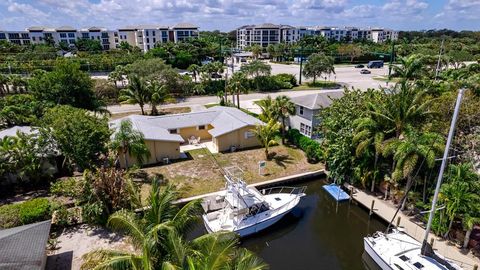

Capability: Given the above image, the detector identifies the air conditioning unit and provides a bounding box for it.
[230,145,237,152]
[163,157,169,164]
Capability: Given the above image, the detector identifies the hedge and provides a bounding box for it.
[287,129,324,163]
[0,197,51,229]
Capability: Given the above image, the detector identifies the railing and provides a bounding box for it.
[260,186,307,196]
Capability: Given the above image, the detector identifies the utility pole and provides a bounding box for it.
[299,46,304,85]
[434,38,445,81]
[388,41,395,81]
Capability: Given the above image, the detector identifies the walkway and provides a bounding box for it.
[351,189,479,269]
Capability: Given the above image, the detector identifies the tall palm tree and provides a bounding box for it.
[109,119,150,168]
[252,119,280,159]
[383,128,444,210]
[353,116,385,192]
[273,96,295,144]
[247,44,262,59]
[147,81,169,116]
[119,75,149,115]
[227,72,247,108]
[187,64,201,83]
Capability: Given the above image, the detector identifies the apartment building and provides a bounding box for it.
[236,23,302,49]
[236,23,398,49]
[0,23,199,52]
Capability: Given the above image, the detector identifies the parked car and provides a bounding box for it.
[367,60,384,68]
[211,73,222,79]
[360,69,371,74]
[355,64,365,68]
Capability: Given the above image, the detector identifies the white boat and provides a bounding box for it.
[201,166,306,237]
[364,89,466,270]
[364,229,462,270]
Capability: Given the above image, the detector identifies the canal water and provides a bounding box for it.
[193,178,387,269]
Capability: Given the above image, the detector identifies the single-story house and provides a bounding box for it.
[0,220,51,270]
[109,106,264,167]
[288,91,344,138]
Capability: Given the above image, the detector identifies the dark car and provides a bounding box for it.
[355,64,365,68]
[367,60,384,68]
[360,69,371,74]
[211,73,222,79]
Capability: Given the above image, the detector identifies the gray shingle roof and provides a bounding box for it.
[0,126,37,139]
[109,106,263,141]
[0,220,51,270]
[290,91,344,110]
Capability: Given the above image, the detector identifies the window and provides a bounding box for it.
[0,33,6,39]
[300,123,312,137]
[82,33,89,38]
[59,33,67,38]
[152,31,155,36]
[245,131,255,139]
[198,125,205,130]
[68,33,75,38]
[145,30,149,36]
[153,37,156,43]
[413,262,424,269]
[168,129,178,134]
[299,106,304,115]
[32,36,36,41]
[147,45,150,50]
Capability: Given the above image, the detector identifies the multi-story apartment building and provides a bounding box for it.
[0,23,199,52]
[236,23,302,49]
[236,23,398,49]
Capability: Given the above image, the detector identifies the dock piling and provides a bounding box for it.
[369,200,375,216]
[396,216,401,227]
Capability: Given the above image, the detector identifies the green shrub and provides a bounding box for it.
[273,73,297,86]
[50,178,82,197]
[19,198,51,224]
[202,80,226,95]
[0,203,21,229]
[287,128,323,163]
[306,81,339,89]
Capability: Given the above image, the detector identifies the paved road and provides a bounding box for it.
[108,89,344,114]
[106,62,389,114]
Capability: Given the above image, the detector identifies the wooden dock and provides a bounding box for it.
[351,187,479,269]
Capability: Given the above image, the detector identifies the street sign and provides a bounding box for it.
[258,161,266,175]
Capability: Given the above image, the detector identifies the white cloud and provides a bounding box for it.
[382,0,428,16]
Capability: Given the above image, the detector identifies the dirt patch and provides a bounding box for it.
[109,107,191,120]
[142,145,324,198]
[46,224,134,270]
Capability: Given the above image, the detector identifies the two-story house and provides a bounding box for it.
[288,91,344,138]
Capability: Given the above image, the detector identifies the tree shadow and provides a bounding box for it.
[271,153,294,169]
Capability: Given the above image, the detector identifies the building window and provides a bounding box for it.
[300,123,312,137]
[32,36,36,41]
[299,106,304,115]
[59,33,67,38]
[146,38,149,43]
[244,131,255,139]
[153,37,156,43]
[168,129,178,134]
[82,33,89,38]
[197,125,206,130]
[152,31,155,36]
[68,33,75,38]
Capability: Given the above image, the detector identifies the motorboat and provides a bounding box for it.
[201,166,306,237]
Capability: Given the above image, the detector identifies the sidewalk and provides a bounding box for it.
[352,189,479,269]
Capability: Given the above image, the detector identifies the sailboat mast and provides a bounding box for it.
[421,88,465,255]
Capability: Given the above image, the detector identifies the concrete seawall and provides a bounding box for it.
[174,169,325,204]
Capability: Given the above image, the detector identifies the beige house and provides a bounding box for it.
[109,106,264,167]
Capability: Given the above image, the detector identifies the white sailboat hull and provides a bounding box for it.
[363,238,393,270]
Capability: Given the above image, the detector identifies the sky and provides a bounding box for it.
[0,0,479,31]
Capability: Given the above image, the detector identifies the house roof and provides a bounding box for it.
[109,106,263,142]
[0,126,37,139]
[0,220,51,270]
[290,91,344,110]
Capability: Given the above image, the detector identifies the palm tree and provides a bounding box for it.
[147,81,169,116]
[256,96,276,122]
[109,119,150,168]
[227,72,247,108]
[187,64,201,83]
[393,55,424,81]
[246,44,262,59]
[302,53,335,84]
[352,116,385,192]
[252,119,280,159]
[273,96,295,144]
[383,128,444,210]
[119,75,149,115]
[439,163,480,238]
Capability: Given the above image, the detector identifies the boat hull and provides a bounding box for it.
[235,207,292,237]
[363,238,393,270]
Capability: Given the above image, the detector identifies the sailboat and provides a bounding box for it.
[201,166,306,237]
[363,89,466,270]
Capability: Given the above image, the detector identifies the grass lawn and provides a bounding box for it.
[141,145,324,198]
[372,76,401,83]
[109,107,191,120]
